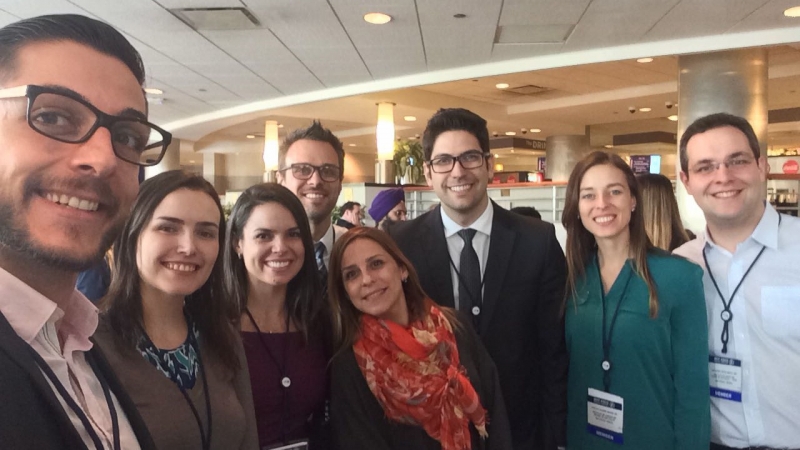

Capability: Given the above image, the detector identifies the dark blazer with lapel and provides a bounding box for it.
[0,312,156,450]
[389,202,568,450]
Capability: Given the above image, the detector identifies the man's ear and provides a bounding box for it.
[424,165,433,188]
[679,170,689,188]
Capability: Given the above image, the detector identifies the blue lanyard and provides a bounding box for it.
[597,259,633,393]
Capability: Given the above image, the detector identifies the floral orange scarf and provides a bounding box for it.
[353,304,488,450]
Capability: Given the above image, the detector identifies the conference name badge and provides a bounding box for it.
[587,388,624,444]
[709,355,742,402]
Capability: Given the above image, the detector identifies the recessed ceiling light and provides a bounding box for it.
[364,12,392,24]
[348,143,356,147]
[604,144,614,149]
[529,128,541,133]
[784,6,800,17]
[404,115,417,122]
[496,83,510,89]
[639,107,652,112]
[505,131,516,136]
[636,57,653,63]
[144,87,163,95]
[246,134,255,139]
[668,115,678,121]
[189,160,195,164]
[278,124,284,128]
[494,153,500,158]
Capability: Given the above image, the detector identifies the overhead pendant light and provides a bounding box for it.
[376,103,395,161]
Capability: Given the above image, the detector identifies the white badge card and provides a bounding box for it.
[709,355,742,402]
[587,388,624,444]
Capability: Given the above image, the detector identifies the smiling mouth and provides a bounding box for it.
[164,262,198,272]
[448,184,472,192]
[266,260,290,268]
[363,288,386,301]
[43,192,99,212]
[713,190,740,198]
[304,192,325,200]
[594,215,615,224]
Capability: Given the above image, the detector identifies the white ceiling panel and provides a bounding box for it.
[499,0,590,26]
[417,0,503,70]
[155,0,242,8]
[247,0,371,87]
[0,9,20,27]
[645,0,770,42]
[202,29,324,94]
[729,0,800,32]
[330,0,426,79]
[564,0,681,50]
[1,0,86,18]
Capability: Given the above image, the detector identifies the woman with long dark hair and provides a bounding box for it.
[327,227,512,450]
[561,152,709,449]
[95,170,257,450]
[223,183,330,449]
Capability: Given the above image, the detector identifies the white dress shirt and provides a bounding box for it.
[441,201,494,310]
[315,222,348,270]
[0,267,140,450]
[673,203,800,448]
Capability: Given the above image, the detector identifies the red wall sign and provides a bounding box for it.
[783,159,799,174]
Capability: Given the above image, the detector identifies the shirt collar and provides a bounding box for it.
[0,266,97,347]
[702,202,780,253]
[317,221,335,253]
[441,200,494,238]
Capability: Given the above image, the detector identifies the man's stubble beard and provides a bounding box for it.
[0,200,123,272]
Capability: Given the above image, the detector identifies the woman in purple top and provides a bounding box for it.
[224,183,332,450]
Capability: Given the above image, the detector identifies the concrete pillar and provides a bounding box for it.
[203,152,226,192]
[676,48,768,233]
[144,138,181,179]
[545,135,590,182]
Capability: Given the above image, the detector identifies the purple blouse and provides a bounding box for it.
[241,330,328,449]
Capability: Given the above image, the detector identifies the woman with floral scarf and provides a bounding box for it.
[327,227,512,450]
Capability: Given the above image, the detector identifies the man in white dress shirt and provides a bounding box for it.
[674,112,800,450]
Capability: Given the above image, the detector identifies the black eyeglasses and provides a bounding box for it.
[0,84,172,167]
[279,163,341,182]
[427,150,490,173]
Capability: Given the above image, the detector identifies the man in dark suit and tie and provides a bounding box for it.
[389,108,568,450]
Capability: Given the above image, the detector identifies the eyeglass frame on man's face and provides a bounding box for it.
[0,84,172,167]
[278,163,342,182]
[426,149,490,174]
[688,152,757,177]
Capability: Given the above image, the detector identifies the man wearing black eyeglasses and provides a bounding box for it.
[389,108,568,450]
[0,15,162,450]
[277,121,348,289]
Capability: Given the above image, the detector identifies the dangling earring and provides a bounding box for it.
[402,277,408,284]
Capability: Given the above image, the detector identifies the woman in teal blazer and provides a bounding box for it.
[561,151,709,450]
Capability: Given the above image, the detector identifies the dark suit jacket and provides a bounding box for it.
[0,312,156,450]
[389,202,568,450]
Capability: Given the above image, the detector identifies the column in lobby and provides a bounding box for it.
[676,48,768,233]
[144,137,181,179]
[545,134,590,182]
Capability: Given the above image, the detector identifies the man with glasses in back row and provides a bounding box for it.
[0,14,168,449]
[389,108,568,450]
[277,121,348,291]
[674,113,800,450]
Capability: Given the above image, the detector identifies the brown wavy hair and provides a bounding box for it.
[561,152,659,318]
[327,227,459,354]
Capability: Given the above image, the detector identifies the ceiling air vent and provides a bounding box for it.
[172,7,260,31]
[505,84,552,96]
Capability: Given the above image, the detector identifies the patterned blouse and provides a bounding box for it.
[138,318,200,390]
